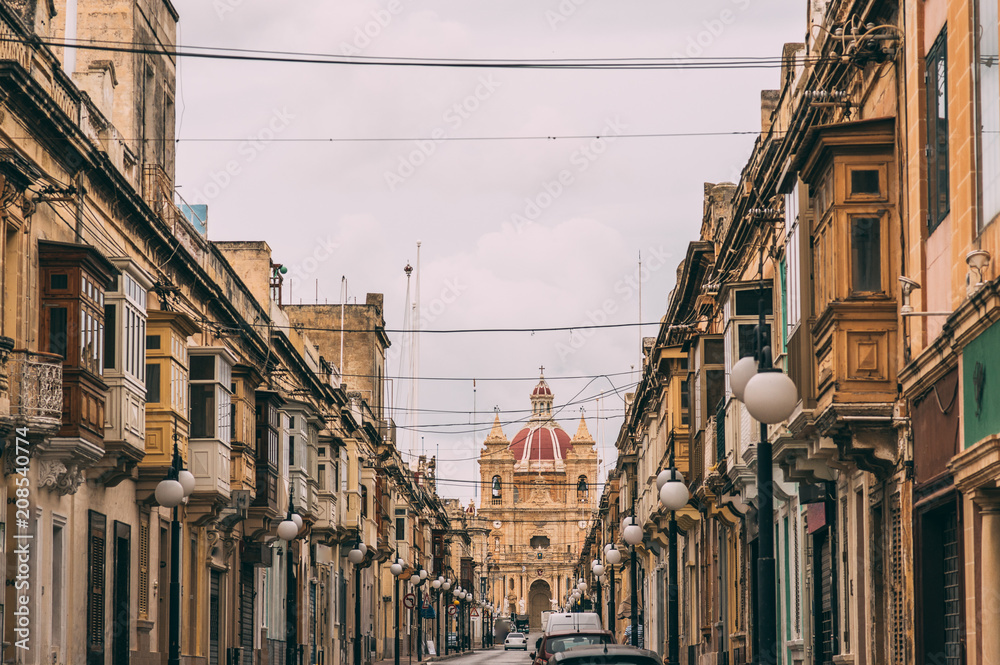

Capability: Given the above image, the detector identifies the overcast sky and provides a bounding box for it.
[172,0,806,504]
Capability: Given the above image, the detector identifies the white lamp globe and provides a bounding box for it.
[432,579,441,589]
[660,480,690,511]
[155,478,185,508]
[731,356,759,402]
[277,519,299,541]
[177,469,196,497]
[291,514,303,530]
[591,559,599,571]
[348,548,364,564]
[743,371,798,424]
[443,581,451,591]
[604,543,613,553]
[359,542,368,556]
[390,563,403,576]
[593,564,605,576]
[420,569,428,579]
[623,524,644,546]
[577,581,587,593]
[606,548,622,565]
[620,516,635,533]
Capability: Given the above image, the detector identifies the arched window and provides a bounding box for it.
[492,476,502,498]
[510,577,515,590]
[577,476,589,502]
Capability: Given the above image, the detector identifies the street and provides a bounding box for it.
[446,635,541,665]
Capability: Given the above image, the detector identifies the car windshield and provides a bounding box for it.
[509,633,523,638]
[547,635,611,653]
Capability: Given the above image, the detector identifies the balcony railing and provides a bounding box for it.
[8,351,62,423]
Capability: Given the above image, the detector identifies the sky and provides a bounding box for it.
[171,0,806,504]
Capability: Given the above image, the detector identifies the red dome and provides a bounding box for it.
[509,424,571,461]
[531,382,552,396]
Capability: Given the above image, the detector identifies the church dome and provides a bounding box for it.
[509,423,571,462]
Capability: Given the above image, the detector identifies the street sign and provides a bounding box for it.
[470,608,479,617]
[448,605,457,616]
[403,593,416,610]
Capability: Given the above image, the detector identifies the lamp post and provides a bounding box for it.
[605,544,620,636]
[623,509,644,647]
[731,262,798,665]
[416,568,427,661]
[432,577,442,655]
[348,541,367,665]
[277,489,304,665]
[442,578,451,655]
[155,433,195,665]
[658,453,690,664]
[391,558,405,665]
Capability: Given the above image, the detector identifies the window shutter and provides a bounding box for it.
[138,517,149,618]
[889,494,905,664]
[88,510,107,664]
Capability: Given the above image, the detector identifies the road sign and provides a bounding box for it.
[403,593,416,610]
[470,608,479,617]
[448,605,457,616]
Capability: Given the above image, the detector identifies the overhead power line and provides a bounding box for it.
[208,317,667,335]
[8,35,834,70]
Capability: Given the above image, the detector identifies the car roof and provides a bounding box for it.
[544,630,614,639]
[550,645,661,664]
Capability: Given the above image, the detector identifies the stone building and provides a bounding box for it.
[477,372,598,629]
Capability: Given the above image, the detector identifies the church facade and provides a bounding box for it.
[478,372,599,629]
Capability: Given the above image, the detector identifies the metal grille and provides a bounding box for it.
[268,639,286,665]
[138,520,149,618]
[8,350,62,420]
[889,495,905,665]
[942,509,961,665]
[210,571,221,665]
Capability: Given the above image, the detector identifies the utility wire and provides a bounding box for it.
[208,317,668,335]
[13,35,836,70]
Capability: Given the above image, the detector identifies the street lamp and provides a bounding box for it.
[278,488,304,665]
[348,539,367,665]
[605,545,620,635]
[443,578,452,655]
[733,270,798,665]
[622,497,643,648]
[156,433,195,665]
[658,456,690,665]
[391,558,405,665]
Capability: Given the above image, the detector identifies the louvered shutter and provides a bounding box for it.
[88,511,107,665]
[138,519,150,618]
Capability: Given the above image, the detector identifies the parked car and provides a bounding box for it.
[530,630,614,665]
[549,644,661,665]
[505,632,529,651]
[544,612,603,635]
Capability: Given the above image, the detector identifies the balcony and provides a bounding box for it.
[6,350,63,431]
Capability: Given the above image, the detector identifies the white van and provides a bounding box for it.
[544,612,603,634]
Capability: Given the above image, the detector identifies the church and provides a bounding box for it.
[478,370,599,629]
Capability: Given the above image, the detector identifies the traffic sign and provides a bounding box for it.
[470,608,479,617]
[403,593,416,610]
[448,605,457,616]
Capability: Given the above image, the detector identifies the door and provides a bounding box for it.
[813,528,837,665]
[918,500,964,664]
[112,521,130,665]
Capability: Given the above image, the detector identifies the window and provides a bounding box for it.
[577,476,589,502]
[850,169,880,195]
[146,335,161,350]
[289,436,295,466]
[146,364,161,403]
[395,509,406,540]
[680,379,690,426]
[48,307,68,359]
[50,273,68,290]
[87,511,107,658]
[52,520,65,646]
[927,30,950,232]
[188,351,232,442]
[530,535,550,549]
[976,0,1000,229]
[318,464,326,490]
[850,217,883,293]
[361,486,368,518]
[104,304,116,370]
[513,486,519,503]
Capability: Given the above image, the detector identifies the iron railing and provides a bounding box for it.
[7,350,62,422]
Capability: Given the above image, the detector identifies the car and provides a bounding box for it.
[529,630,614,665]
[504,632,529,651]
[543,612,603,635]
[548,644,661,665]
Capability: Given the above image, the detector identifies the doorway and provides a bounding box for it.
[528,580,552,631]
